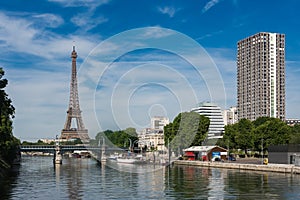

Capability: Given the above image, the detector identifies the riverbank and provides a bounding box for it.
[174,159,300,174]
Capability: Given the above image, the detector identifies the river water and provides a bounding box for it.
[1,156,300,199]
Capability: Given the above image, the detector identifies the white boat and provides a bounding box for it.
[107,153,120,161]
[116,155,147,164]
[116,158,139,164]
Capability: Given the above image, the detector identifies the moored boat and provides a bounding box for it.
[116,155,147,164]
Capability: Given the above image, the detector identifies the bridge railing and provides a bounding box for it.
[20,145,127,156]
[20,145,56,150]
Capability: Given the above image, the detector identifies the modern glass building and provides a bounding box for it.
[237,32,285,121]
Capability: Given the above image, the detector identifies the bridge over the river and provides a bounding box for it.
[20,145,127,163]
[21,145,99,153]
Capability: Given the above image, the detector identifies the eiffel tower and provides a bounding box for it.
[60,46,90,142]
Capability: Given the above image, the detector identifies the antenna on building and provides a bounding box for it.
[72,41,75,51]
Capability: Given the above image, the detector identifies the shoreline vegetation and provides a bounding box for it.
[0,67,20,177]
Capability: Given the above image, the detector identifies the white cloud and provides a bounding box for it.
[202,0,221,13]
[5,68,69,141]
[77,46,227,133]
[55,0,110,33]
[32,13,64,28]
[139,26,175,39]
[71,13,108,32]
[157,6,179,18]
[48,0,109,8]
[84,61,203,131]
[0,11,101,140]
[0,12,98,60]
[195,30,224,41]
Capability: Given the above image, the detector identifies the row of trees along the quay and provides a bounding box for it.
[216,117,296,157]
[0,67,20,175]
[93,128,139,151]
[164,112,210,155]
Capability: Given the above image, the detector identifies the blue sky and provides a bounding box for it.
[1,0,300,141]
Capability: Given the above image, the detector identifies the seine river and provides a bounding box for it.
[1,156,300,199]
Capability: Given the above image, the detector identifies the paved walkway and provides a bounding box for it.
[174,159,300,174]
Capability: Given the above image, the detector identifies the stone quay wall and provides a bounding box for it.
[174,160,300,174]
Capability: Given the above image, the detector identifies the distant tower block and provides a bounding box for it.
[60,46,90,142]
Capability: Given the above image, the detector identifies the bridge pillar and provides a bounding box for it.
[53,136,62,165]
[100,137,106,162]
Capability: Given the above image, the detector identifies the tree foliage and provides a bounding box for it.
[235,119,254,153]
[0,68,20,167]
[289,124,300,144]
[95,128,138,149]
[164,112,210,154]
[217,117,292,154]
[253,118,291,151]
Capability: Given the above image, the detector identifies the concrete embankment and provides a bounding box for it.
[174,160,300,174]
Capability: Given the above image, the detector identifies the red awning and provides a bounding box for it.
[185,151,195,157]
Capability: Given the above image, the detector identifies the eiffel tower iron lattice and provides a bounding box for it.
[60,46,90,142]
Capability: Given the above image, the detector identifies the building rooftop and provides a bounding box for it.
[196,102,218,107]
[183,145,226,152]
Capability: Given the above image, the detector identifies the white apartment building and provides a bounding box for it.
[191,102,224,138]
[223,106,238,126]
[151,116,169,130]
[138,116,169,151]
[138,128,165,151]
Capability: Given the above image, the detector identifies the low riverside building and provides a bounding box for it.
[138,128,165,151]
[183,146,227,161]
[138,116,169,152]
[40,138,55,144]
[268,144,300,165]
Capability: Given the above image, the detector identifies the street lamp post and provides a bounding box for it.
[261,137,264,165]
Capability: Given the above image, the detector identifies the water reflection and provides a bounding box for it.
[0,165,20,200]
[55,164,60,184]
[2,156,300,199]
[208,168,225,199]
[64,159,86,200]
[168,165,300,199]
[167,166,210,199]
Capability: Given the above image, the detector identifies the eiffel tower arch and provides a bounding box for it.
[60,46,90,142]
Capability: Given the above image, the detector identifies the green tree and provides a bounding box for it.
[236,118,254,154]
[95,128,138,149]
[217,123,239,150]
[0,68,20,167]
[164,112,209,154]
[252,116,271,127]
[218,117,292,156]
[218,119,254,155]
[289,124,300,144]
[253,117,291,151]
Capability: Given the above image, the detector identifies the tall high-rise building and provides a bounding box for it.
[237,32,285,121]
